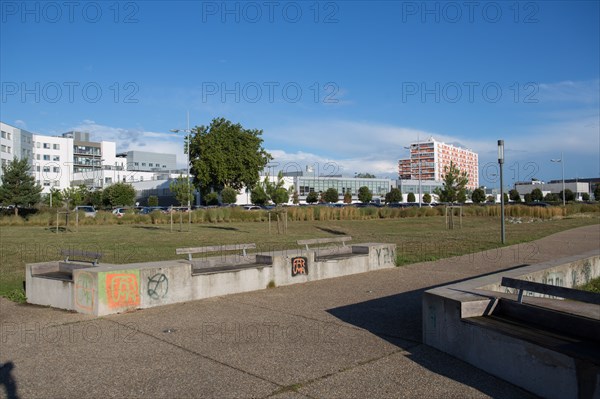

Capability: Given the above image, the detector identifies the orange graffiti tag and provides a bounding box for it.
[106,273,140,309]
[292,257,307,276]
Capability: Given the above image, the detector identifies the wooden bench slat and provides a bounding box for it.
[297,236,352,246]
[176,243,257,261]
[501,277,600,305]
[176,243,256,255]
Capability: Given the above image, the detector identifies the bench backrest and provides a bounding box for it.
[297,236,352,251]
[176,243,256,261]
[61,249,103,266]
[501,277,600,305]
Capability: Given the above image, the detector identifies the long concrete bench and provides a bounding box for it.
[26,242,397,316]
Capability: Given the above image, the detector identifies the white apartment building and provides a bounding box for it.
[399,137,479,190]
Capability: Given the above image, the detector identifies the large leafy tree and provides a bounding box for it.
[357,186,372,203]
[0,157,42,215]
[434,161,468,203]
[355,173,376,178]
[189,118,272,196]
[102,182,136,207]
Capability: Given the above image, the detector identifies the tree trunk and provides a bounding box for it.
[14,207,18,216]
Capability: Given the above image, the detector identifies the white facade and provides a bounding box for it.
[32,134,73,193]
[515,181,590,199]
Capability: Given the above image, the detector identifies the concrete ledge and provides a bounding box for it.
[422,249,600,399]
[26,242,396,316]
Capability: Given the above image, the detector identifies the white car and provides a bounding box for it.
[74,206,96,218]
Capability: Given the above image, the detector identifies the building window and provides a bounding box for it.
[43,166,50,172]
[1,131,6,139]
[1,145,5,152]
[105,177,112,184]
[142,163,146,166]
[53,144,60,150]
[162,165,166,168]
[36,165,40,172]
[43,143,50,149]
[53,155,60,161]
[53,167,60,173]
[43,155,50,160]
[36,142,40,148]
[134,162,139,166]
[43,181,51,186]
[36,154,40,160]
[149,163,153,167]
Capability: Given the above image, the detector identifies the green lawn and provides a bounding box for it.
[1,214,598,298]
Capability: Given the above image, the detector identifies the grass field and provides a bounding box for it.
[1,211,598,300]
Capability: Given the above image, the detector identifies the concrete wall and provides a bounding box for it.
[27,243,397,316]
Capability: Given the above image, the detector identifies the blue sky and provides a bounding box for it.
[1,1,599,187]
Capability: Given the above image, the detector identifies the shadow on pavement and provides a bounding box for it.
[0,361,19,399]
[327,265,537,398]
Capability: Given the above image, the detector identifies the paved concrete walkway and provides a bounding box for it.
[1,224,598,398]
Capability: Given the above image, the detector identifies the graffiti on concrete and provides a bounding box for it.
[75,272,94,312]
[376,247,395,266]
[106,273,140,309]
[291,257,308,277]
[147,273,168,300]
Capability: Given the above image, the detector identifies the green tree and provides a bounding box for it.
[306,191,318,204]
[0,158,43,215]
[169,175,194,207]
[355,173,376,178]
[544,193,558,202]
[422,193,432,204]
[357,186,372,203]
[530,188,543,202]
[509,189,521,203]
[407,192,416,203]
[323,188,339,203]
[503,193,509,204]
[559,189,575,202]
[524,193,532,203]
[434,161,468,203]
[265,172,289,205]
[204,192,219,206]
[594,185,600,201]
[88,190,103,208]
[250,184,268,206]
[102,182,136,207]
[62,185,86,207]
[292,191,299,205]
[486,195,496,203]
[471,188,485,204]
[148,195,159,207]
[221,187,238,204]
[582,193,590,201]
[45,188,63,208]
[189,117,272,196]
[385,188,402,203]
[343,191,352,204]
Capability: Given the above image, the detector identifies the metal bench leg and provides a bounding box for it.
[517,289,524,304]
[242,248,247,257]
[188,254,193,261]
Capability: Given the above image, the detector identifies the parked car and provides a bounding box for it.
[112,208,129,217]
[243,205,262,211]
[74,206,96,218]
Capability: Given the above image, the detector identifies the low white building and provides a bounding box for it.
[515,181,590,200]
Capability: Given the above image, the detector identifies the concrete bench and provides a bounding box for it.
[61,249,103,266]
[297,236,352,251]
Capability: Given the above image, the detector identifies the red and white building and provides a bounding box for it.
[398,137,479,190]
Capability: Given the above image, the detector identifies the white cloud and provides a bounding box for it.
[14,119,27,128]
[538,79,600,104]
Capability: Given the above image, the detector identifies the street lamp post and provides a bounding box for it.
[551,152,565,206]
[171,112,193,231]
[498,140,505,244]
